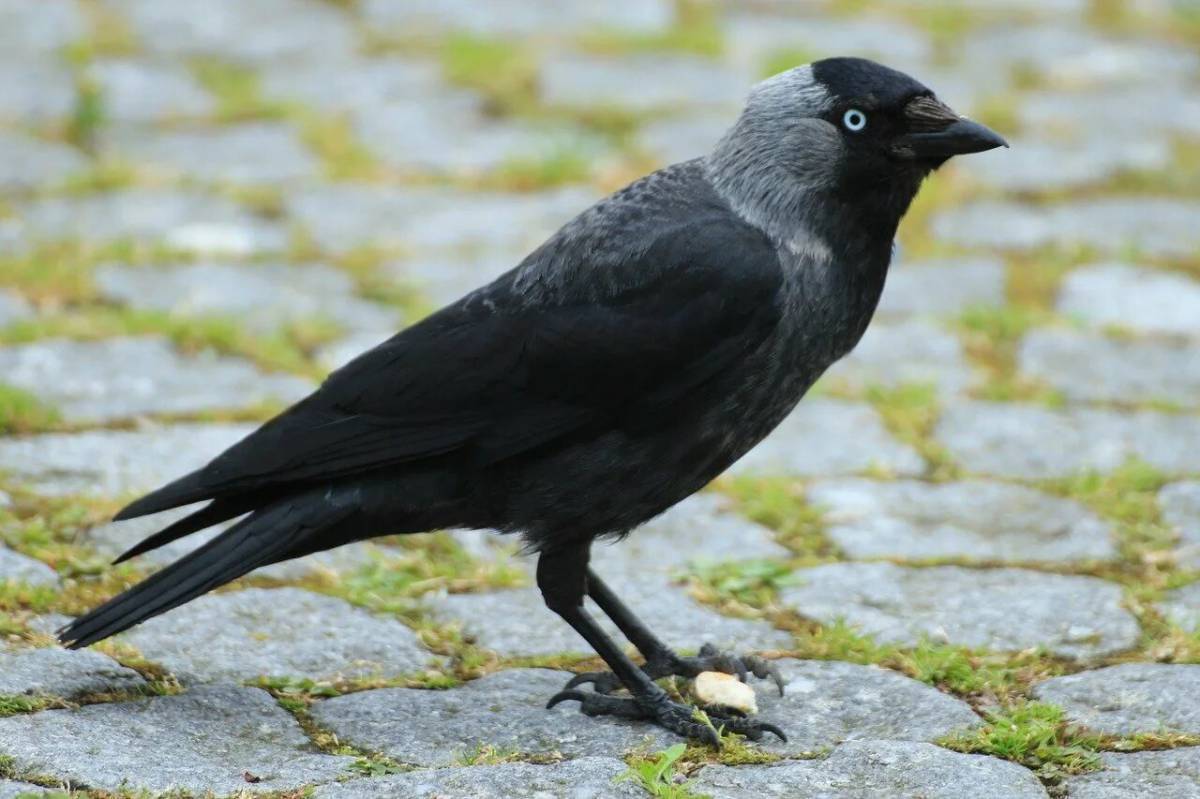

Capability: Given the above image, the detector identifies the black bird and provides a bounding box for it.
[60,58,1005,744]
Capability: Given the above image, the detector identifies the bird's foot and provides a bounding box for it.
[547,686,787,746]
[563,643,785,696]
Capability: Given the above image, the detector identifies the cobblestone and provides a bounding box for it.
[0,337,312,423]
[731,399,925,477]
[96,261,400,334]
[0,686,354,793]
[310,669,677,765]
[1057,263,1200,339]
[1063,748,1200,798]
[808,478,1115,562]
[0,423,252,497]
[1033,664,1200,736]
[0,132,86,190]
[120,587,431,685]
[935,401,1200,477]
[693,740,1049,798]
[87,59,215,124]
[0,647,145,697]
[1019,327,1200,407]
[1162,482,1200,569]
[781,563,1139,658]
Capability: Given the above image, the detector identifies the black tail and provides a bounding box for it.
[60,495,353,649]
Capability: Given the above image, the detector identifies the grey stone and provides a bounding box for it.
[965,24,1199,89]
[0,0,84,55]
[877,257,1006,320]
[87,59,215,123]
[354,103,605,176]
[591,493,790,578]
[636,111,733,166]
[0,292,32,328]
[1157,582,1200,634]
[0,132,86,190]
[932,200,1200,259]
[361,0,674,36]
[0,780,56,799]
[0,685,354,793]
[1162,482,1200,569]
[0,422,253,497]
[902,0,1086,14]
[260,56,454,115]
[385,249,525,307]
[0,337,312,423]
[540,54,745,112]
[85,506,398,581]
[1020,87,1200,140]
[95,262,399,334]
[109,0,357,63]
[781,563,1139,658]
[824,318,974,398]
[312,757,643,799]
[808,478,1114,562]
[427,578,790,658]
[730,399,925,477]
[10,190,287,256]
[751,659,980,756]
[935,401,1200,478]
[1064,748,1200,799]
[962,135,1170,192]
[0,548,57,587]
[723,14,930,76]
[122,587,431,685]
[310,669,677,765]
[0,647,145,697]
[289,184,596,255]
[693,739,1049,799]
[1057,263,1200,339]
[1033,664,1200,736]
[1019,328,1200,407]
[101,123,320,184]
[0,60,76,122]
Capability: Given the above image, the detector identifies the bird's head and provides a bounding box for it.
[708,57,1006,252]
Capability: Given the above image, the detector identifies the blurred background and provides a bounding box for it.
[0,1,1199,790]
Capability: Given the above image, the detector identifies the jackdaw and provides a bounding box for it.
[60,58,1005,744]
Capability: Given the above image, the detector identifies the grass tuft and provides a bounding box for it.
[621,743,706,799]
[0,385,61,435]
[939,701,1102,774]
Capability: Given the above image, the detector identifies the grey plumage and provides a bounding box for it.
[60,58,1005,746]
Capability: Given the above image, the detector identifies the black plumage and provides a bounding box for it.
[60,58,1005,744]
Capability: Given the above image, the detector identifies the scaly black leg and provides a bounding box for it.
[563,568,785,697]
[537,544,785,745]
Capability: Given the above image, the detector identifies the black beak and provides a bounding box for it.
[893,95,1008,161]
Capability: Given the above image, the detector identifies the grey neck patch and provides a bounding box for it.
[704,65,840,265]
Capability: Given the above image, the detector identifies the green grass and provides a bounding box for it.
[65,77,105,153]
[939,701,1102,775]
[865,382,958,480]
[440,35,538,116]
[191,59,287,122]
[716,478,836,561]
[621,743,706,799]
[0,385,61,435]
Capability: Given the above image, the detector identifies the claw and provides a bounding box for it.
[563,670,622,694]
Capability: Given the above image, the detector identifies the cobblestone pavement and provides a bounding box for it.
[1,1,1199,797]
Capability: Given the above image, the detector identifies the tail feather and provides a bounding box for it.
[60,497,351,649]
[113,470,212,521]
[112,496,260,565]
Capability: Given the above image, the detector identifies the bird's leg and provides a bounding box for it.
[563,569,784,697]
[538,545,784,745]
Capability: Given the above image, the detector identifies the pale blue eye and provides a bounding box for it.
[843,109,867,132]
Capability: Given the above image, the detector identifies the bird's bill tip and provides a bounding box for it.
[895,118,1008,160]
